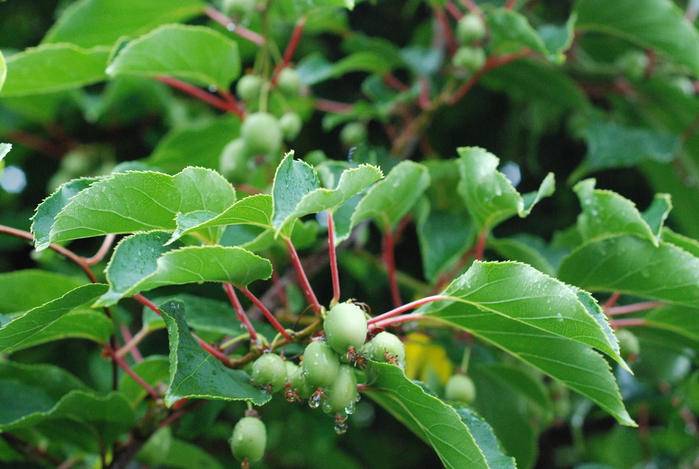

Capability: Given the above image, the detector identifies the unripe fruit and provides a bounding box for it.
[323,364,358,415]
[277,68,303,95]
[290,367,315,399]
[279,112,303,141]
[230,417,266,463]
[222,0,256,17]
[452,46,486,71]
[285,361,299,383]
[242,112,283,155]
[456,14,486,44]
[363,331,405,368]
[616,329,640,357]
[324,302,368,355]
[219,138,250,181]
[444,374,476,404]
[302,340,340,388]
[236,74,263,103]
[251,353,287,392]
[340,122,367,147]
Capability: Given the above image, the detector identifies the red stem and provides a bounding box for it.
[607,301,664,316]
[610,318,646,328]
[285,238,322,314]
[504,0,518,9]
[382,229,402,308]
[445,1,464,20]
[193,334,230,362]
[434,7,458,56]
[446,49,531,106]
[327,212,341,305]
[239,286,294,341]
[273,17,307,85]
[373,312,425,329]
[7,130,66,158]
[270,265,290,311]
[603,291,621,310]
[107,346,160,400]
[384,74,409,92]
[205,7,265,46]
[368,295,450,325]
[223,283,258,342]
[218,89,245,119]
[474,228,487,261]
[459,0,483,16]
[134,293,161,316]
[315,99,354,114]
[418,77,431,110]
[119,325,143,363]
[85,234,116,265]
[156,76,242,116]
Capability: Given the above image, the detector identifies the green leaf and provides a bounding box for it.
[457,147,555,230]
[365,362,490,469]
[417,205,474,282]
[277,163,382,238]
[468,364,550,468]
[661,227,699,257]
[558,234,699,309]
[154,293,241,336]
[482,59,589,110]
[272,152,321,235]
[572,121,680,179]
[574,0,699,76]
[280,0,355,15]
[487,8,550,58]
[31,177,101,250]
[146,115,241,173]
[332,52,395,76]
[0,51,6,92]
[107,24,241,90]
[43,0,206,48]
[537,13,577,62]
[420,261,633,425]
[0,270,85,315]
[642,194,672,239]
[169,194,273,244]
[574,179,658,245]
[160,300,270,407]
[0,284,108,354]
[489,236,556,277]
[0,44,109,97]
[43,167,235,247]
[161,437,225,469]
[96,232,271,306]
[0,389,134,446]
[644,305,699,344]
[352,160,430,232]
[454,406,517,469]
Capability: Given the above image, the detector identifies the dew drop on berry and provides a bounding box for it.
[334,418,348,435]
[344,401,355,416]
[308,393,321,409]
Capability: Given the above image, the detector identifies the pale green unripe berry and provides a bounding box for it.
[340,122,367,147]
[279,112,303,141]
[290,367,315,399]
[324,302,368,355]
[323,364,358,415]
[230,417,266,463]
[302,340,340,388]
[452,46,486,71]
[242,112,282,155]
[616,329,640,357]
[363,331,405,368]
[444,374,476,404]
[219,138,250,181]
[277,68,303,95]
[456,14,486,44]
[251,353,287,392]
[236,74,263,103]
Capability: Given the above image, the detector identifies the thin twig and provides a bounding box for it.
[459,0,483,16]
[239,286,294,341]
[607,301,664,316]
[119,324,143,363]
[272,16,306,85]
[285,238,322,314]
[107,346,160,400]
[315,99,354,114]
[445,1,464,20]
[205,7,265,45]
[474,228,487,261]
[84,234,116,265]
[327,212,341,305]
[224,283,258,342]
[372,312,425,329]
[382,229,402,308]
[368,295,450,325]
[156,76,242,116]
[610,318,646,328]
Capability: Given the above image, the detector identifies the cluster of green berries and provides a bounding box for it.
[452,13,487,72]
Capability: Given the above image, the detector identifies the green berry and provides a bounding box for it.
[242,112,282,155]
[340,122,367,147]
[219,138,251,181]
[616,329,640,357]
[279,112,303,141]
[251,353,287,392]
[230,417,266,463]
[236,74,263,103]
[456,14,486,44]
[222,0,256,17]
[323,364,358,416]
[444,374,476,404]
[290,367,315,399]
[452,46,486,71]
[324,302,368,355]
[302,340,340,388]
[277,68,303,95]
[363,331,405,368]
